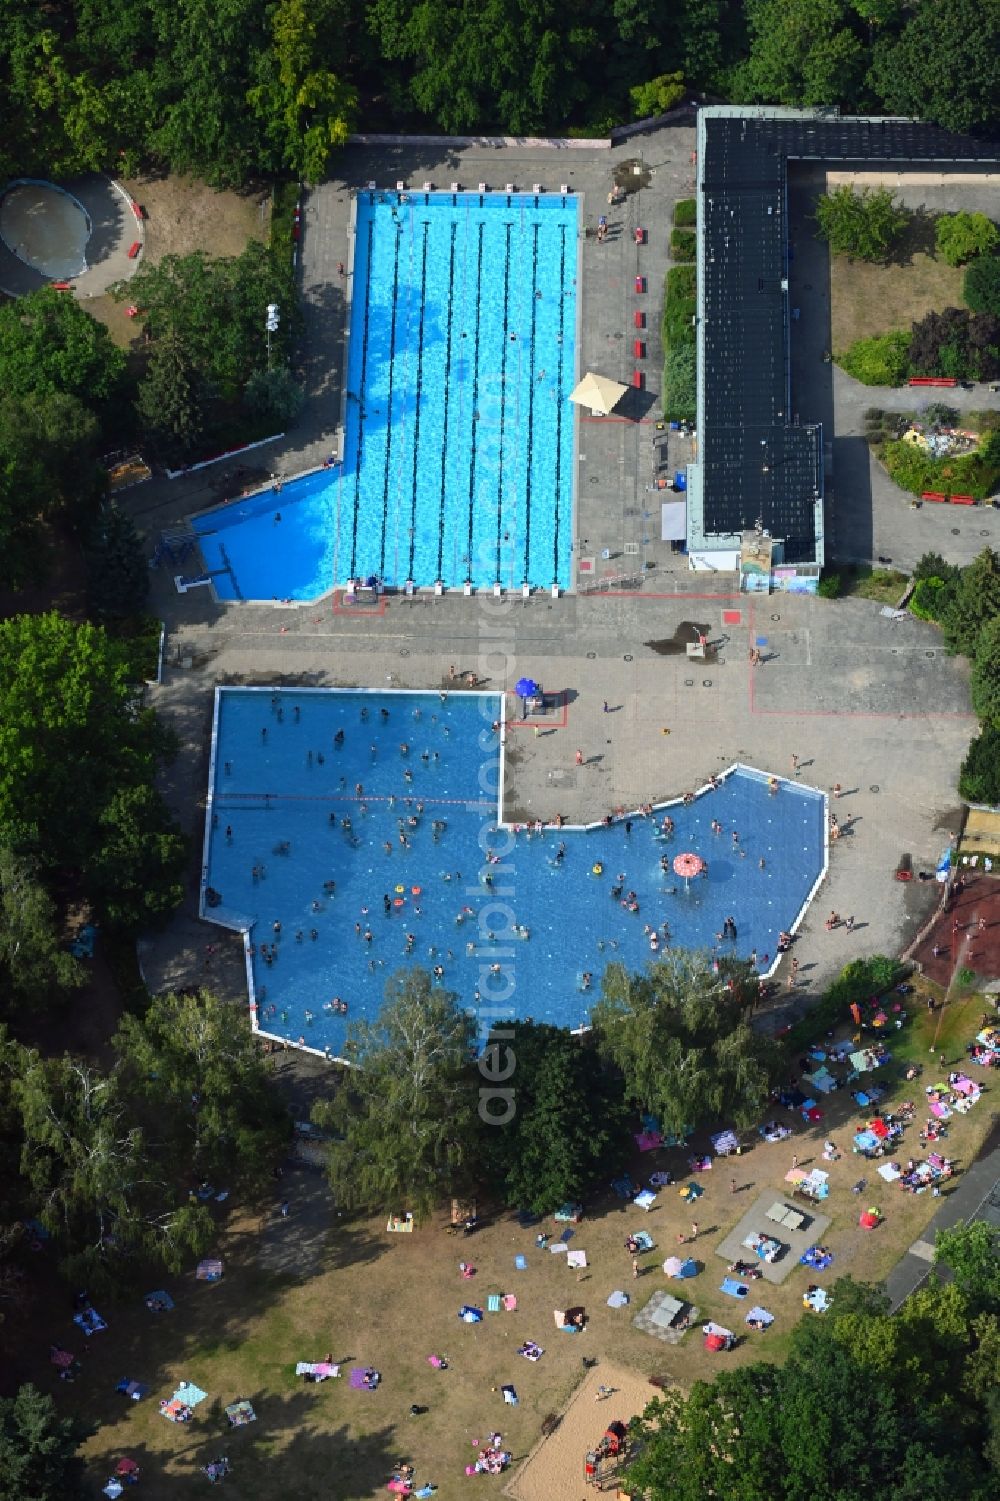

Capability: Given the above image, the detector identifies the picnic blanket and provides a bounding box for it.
[804,1287,832,1313]
[349,1367,380,1389]
[196,1259,223,1281]
[630,1230,655,1252]
[759,1121,791,1142]
[554,1202,582,1222]
[458,1305,484,1322]
[612,1177,638,1199]
[144,1290,174,1312]
[115,1379,149,1401]
[649,1171,672,1187]
[635,1130,663,1152]
[743,1233,781,1262]
[634,1190,657,1212]
[74,1307,107,1336]
[800,1246,833,1270]
[805,1067,835,1094]
[607,1291,630,1307]
[877,1162,902,1182]
[295,1362,340,1380]
[518,1341,544,1359]
[663,1256,697,1278]
[502,1384,518,1405]
[745,1306,774,1328]
[566,1249,587,1269]
[721,1278,750,1299]
[679,1182,704,1202]
[176,1383,208,1408]
[711,1129,740,1155]
[225,1400,256,1426]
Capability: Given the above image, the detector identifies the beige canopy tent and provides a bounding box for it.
[568,371,628,417]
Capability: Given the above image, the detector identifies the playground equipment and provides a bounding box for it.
[585,1420,629,1489]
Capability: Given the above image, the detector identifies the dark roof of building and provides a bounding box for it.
[698,111,1000,560]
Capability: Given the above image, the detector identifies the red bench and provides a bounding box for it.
[127,241,142,259]
[908,376,957,387]
[950,493,976,505]
[921,492,947,502]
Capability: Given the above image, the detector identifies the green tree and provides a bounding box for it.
[942,547,1000,657]
[314,970,477,1220]
[591,953,783,1136]
[136,330,205,461]
[935,1220,1000,1311]
[814,185,909,262]
[965,255,1000,316]
[479,1023,626,1213]
[971,614,1000,724]
[0,848,83,1010]
[629,71,686,118]
[959,724,1000,805]
[0,390,103,589]
[242,367,305,429]
[10,1048,212,1287]
[742,0,867,108]
[868,0,1000,135]
[247,0,357,180]
[117,244,287,397]
[0,287,126,413]
[114,990,290,1189]
[0,1383,91,1501]
[936,212,1000,268]
[87,784,187,932]
[84,503,151,622]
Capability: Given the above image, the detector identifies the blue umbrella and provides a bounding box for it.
[515,677,539,698]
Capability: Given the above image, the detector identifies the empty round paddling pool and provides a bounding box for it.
[0,180,92,280]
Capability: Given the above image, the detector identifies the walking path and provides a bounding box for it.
[884,1111,1000,1310]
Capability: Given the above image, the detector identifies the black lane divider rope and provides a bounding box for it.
[464,224,485,581]
[523,222,540,583]
[349,216,375,577]
[407,225,430,579]
[436,225,459,581]
[495,222,514,581]
[379,219,404,576]
[552,226,568,585]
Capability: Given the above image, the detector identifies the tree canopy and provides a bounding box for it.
[0,612,185,931]
[591,953,782,1136]
[479,1022,627,1213]
[0,1384,91,1501]
[935,212,1000,268]
[814,185,909,262]
[314,971,479,1220]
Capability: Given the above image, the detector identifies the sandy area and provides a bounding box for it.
[505,1362,658,1501]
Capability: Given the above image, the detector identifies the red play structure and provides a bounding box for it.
[585,1420,629,1489]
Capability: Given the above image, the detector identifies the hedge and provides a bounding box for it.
[670,228,696,261]
[881,433,1000,501]
[674,198,696,227]
[664,344,696,422]
[838,330,911,386]
[663,263,696,347]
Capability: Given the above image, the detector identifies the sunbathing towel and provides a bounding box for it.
[518,1341,543,1360]
[175,1383,208,1408]
[74,1308,107,1335]
[559,1227,575,1242]
[503,1294,517,1312]
[487,1294,501,1312]
[630,1230,654,1253]
[877,1162,901,1181]
[634,1190,656,1212]
[502,1385,518,1405]
[549,1242,567,1254]
[607,1290,629,1307]
[566,1250,587,1269]
[721,1278,750,1298]
[745,1306,774,1327]
[115,1380,149,1401]
[226,1399,256,1426]
[514,1255,527,1271]
[649,1171,671,1187]
[195,1259,223,1281]
[458,1305,484,1322]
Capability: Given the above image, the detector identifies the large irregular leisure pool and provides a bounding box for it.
[193,190,580,600]
[203,690,827,1057]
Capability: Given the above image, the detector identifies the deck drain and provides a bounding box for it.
[399,648,410,657]
[925,651,935,658]
[684,678,695,687]
[870,784,880,793]
[624,654,633,661]
[770,613,781,621]
[586,651,596,659]
[702,679,713,687]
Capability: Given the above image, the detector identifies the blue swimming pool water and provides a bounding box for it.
[204,689,827,1056]
[193,191,579,600]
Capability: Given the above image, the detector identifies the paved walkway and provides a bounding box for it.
[884,1110,1000,1310]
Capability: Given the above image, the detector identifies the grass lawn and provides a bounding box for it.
[12,983,992,1499]
[830,217,965,350]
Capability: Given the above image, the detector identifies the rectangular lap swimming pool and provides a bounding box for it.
[193,191,579,600]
